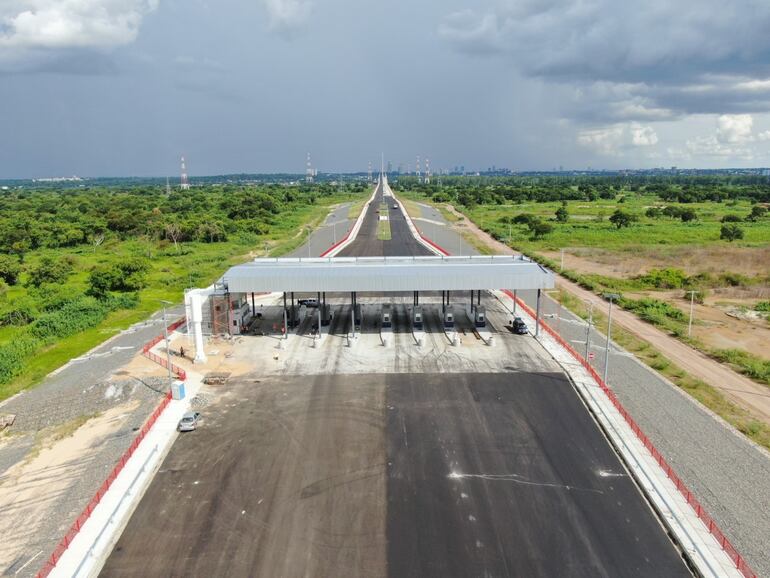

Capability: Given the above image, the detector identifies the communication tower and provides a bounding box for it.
[180,156,190,190]
[424,158,431,185]
[416,156,421,181]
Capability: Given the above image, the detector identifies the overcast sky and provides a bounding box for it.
[3,0,770,178]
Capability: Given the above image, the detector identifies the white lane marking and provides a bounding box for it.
[448,471,603,494]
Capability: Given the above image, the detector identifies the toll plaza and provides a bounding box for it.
[185,255,554,362]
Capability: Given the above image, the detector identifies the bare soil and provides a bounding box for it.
[622,290,770,360]
[0,403,138,571]
[543,245,770,278]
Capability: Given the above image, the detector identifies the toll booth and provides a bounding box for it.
[474,306,487,328]
[413,305,423,330]
[444,305,455,329]
[320,304,332,327]
[381,304,392,329]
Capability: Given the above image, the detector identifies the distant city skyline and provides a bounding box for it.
[3,1,770,178]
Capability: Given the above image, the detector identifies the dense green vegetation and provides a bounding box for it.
[394,175,770,250]
[0,181,368,398]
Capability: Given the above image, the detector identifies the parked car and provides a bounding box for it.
[177,411,201,432]
[298,298,319,308]
[511,317,529,334]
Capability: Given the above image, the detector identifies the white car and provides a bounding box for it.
[177,411,201,432]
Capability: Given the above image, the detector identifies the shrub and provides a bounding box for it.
[621,297,686,324]
[721,214,743,223]
[88,258,149,297]
[0,255,21,285]
[746,205,767,222]
[512,213,535,225]
[684,289,708,304]
[609,209,637,229]
[0,297,39,326]
[679,208,698,222]
[720,223,744,242]
[0,336,41,383]
[755,301,770,312]
[719,272,751,287]
[27,256,74,287]
[638,267,688,289]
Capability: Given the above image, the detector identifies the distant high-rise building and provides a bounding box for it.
[387,160,392,174]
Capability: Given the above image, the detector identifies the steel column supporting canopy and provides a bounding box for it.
[221,255,553,294]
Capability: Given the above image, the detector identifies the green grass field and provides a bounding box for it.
[377,218,392,241]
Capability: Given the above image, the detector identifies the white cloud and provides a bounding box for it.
[716,114,754,143]
[263,0,312,35]
[577,122,658,155]
[630,123,659,146]
[577,126,625,156]
[0,0,158,49]
[0,0,158,70]
[758,130,770,141]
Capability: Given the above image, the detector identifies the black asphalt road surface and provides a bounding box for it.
[337,181,433,257]
[101,374,689,578]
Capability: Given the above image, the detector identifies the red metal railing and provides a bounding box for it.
[141,317,187,381]
[36,317,188,577]
[36,391,172,578]
[501,289,756,578]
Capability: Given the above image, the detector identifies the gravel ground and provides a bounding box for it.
[0,309,182,577]
[410,204,770,576]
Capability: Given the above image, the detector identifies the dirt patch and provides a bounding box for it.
[624,290,770,360]
[544,245,770,278]
[0,402,138,572]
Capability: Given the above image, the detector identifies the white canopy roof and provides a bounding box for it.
[221,255,553,293]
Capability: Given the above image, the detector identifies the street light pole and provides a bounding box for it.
[160,300,173,384]
[687,290,696,338]
[584,300,594,361]
[603,293,620,384]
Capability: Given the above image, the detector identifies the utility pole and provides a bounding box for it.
[584,300,594,361]
[560,248,565,272]
[687,290,696,338]
[603,293,620,384]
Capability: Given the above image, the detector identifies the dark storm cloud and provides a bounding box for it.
[439,0,770,120]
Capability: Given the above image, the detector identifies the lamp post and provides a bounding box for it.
[603,293,620,384]
[159,300,173,385]
[584,300,594,361]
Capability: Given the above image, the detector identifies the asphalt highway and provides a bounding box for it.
[337,181,433,257]
[100,180,692,577]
